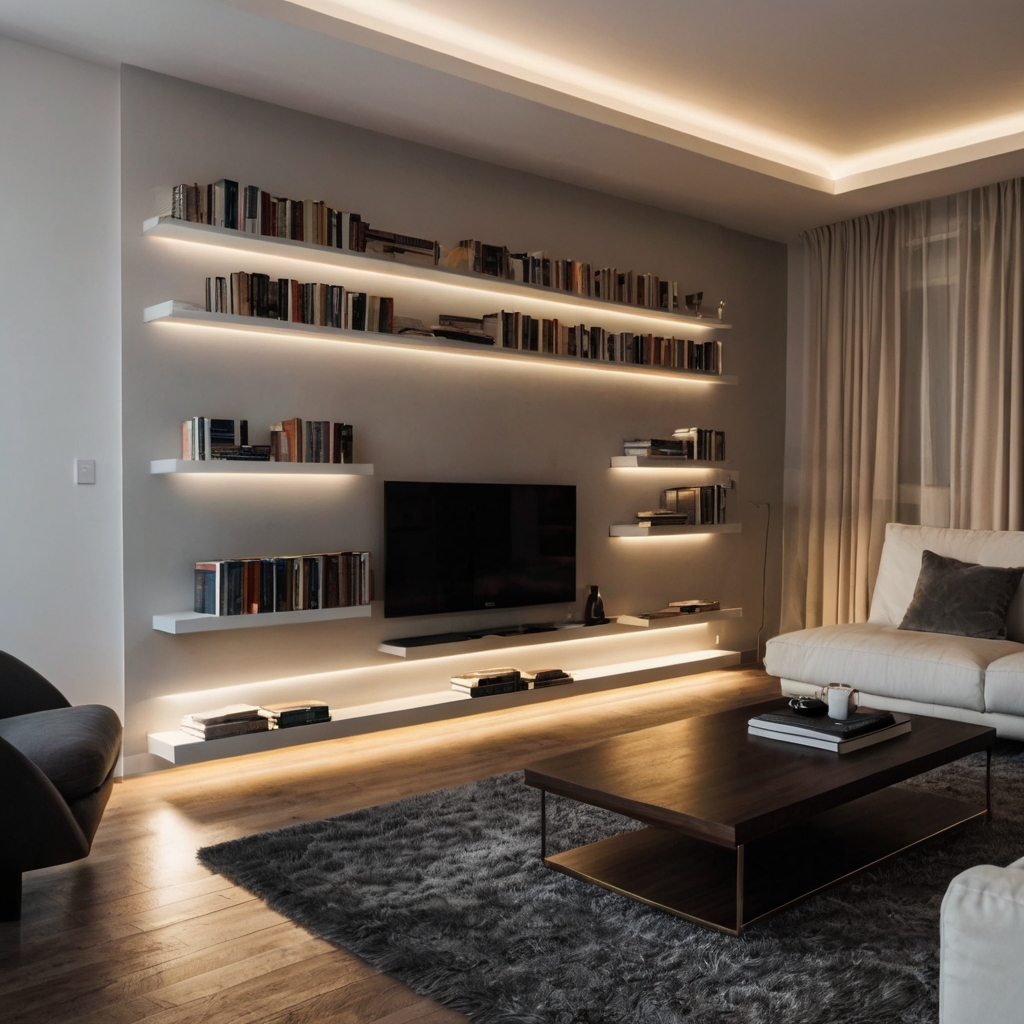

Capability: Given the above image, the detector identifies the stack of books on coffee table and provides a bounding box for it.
[747,707,911,753]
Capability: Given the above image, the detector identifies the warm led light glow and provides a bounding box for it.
[154,622,714,704]
[611,531,714,540]
[149,317,724,387]
[288,0,1024,192]
[148,229,725,333]
[293,0,834,178]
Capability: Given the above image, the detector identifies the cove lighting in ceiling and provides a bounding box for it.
[290,0,1024,193]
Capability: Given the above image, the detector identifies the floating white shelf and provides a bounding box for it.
[615,606,742,629]
[143,216,732,333]
[143,301,738,385]
[609,522,743,537]
[153,604,371,634]
[150,458,373,475]
[610,456,731,469]
[146,647,740,766]
[379,606,741,659]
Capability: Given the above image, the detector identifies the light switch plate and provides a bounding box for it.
[76,459,96,485]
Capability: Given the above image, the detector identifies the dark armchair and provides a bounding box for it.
[0,651,122,921]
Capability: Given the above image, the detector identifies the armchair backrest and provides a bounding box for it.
[0,651,71,719]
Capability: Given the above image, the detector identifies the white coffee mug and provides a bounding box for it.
[821,684,858,720]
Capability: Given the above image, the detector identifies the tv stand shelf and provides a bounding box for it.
[378,607,741,659]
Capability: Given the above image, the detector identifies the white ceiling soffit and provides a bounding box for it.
[272,0,1024,197]
[3,0,1024,240]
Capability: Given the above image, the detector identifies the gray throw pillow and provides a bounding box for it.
[899,549,1024,640]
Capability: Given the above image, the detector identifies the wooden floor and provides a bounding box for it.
[0,667,779,1024]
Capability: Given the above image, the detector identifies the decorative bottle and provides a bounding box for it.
[584,585,609,626]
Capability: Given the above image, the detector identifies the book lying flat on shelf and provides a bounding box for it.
[180,704,269,740]
[260,701,332,728]
[747,708,911,754]
[521,669,574,688]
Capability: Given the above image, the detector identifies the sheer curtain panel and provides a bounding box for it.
[786,179,1024,631]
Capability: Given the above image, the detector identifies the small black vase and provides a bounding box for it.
[584,585,609,626]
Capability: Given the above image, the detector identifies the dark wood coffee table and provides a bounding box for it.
[524,699,994,935]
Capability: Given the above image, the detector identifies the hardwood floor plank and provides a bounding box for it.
[0,668,779,1024]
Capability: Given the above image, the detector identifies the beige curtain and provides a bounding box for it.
[786,179,1024,630]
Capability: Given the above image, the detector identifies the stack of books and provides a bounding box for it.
[521,669,574,688]
[260,701,331,728]
[180,705,269,741]
[747,708,911,753]
[617,601,720,627]
[624,438,689,458]
[450,668,574,697]
[451,668,527,698]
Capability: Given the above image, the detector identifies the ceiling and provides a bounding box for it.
[3,0,1024,240]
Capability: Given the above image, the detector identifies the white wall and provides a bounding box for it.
[0,37,124,715]
[120,67,788,762]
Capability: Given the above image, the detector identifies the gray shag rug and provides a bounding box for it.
[199,743,1024,1024]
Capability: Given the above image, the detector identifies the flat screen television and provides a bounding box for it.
[384,481,576,618]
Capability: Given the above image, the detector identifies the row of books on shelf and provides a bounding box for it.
[173,180,439,265]
[170,180,712,314]
[447,242,686,310]
[624,428,726,461]
[450,667,574,698]
[205,273,395,332]
[747,707,911,754]
[180,701,331,741]
[434,313,724,372]
[636,485,730,527]
[193,551,371,616]
[181,417,353,464]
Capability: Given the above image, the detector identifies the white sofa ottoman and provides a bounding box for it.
[765,524,1024,739]
[940,858,1024,1023]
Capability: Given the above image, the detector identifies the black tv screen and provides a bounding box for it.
[384,481,576,618]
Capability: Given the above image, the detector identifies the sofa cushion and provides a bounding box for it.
[764,623,1024,712]
[870,523,1024,642]
[983,652,1024,716]
[899,550,1024,640]
[0,705,121,803]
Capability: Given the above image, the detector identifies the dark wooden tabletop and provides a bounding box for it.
[523,699,995,847]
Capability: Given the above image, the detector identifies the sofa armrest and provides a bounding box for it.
[940,863,1024,1024]
[0,735,89,872]
[0,651,70,719]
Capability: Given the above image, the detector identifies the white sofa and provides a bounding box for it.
[940,858,1024,1023]
[765,523,1024,740]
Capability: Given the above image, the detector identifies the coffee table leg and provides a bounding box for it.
[541,789,547,860]
[736,843,745,934]
[987,747,992,821]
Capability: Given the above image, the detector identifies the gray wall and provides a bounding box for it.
[0,37,124,715]
[121,67,787,762]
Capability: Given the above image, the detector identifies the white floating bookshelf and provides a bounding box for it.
[610,456,731,469]
[379,606,741,659]
[146,647,740,766]
[615,606,742,628]
[153,604,371,634]
[143,301,738,386]
[609,522,743,537]
[143,216,733,334]
[150,458,373,476]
